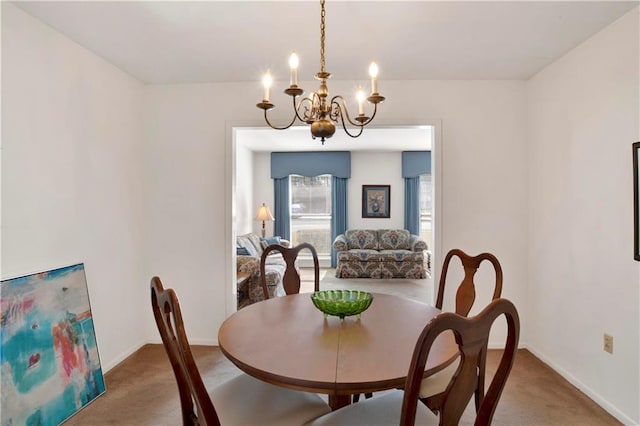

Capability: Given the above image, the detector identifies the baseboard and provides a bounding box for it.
[145,337,218,346]
[187,337,218,346]
[101,340,148,373]
[525,346,636,425]
[103,338,219,374]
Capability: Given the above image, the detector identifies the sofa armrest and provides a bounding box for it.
[333,234,348,252]
[237,255,259,275]
[410,234,428,252]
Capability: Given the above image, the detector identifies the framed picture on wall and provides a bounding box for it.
[633,142,640,261]
[362,185,390,218]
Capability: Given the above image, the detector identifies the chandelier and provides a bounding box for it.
[256,0,385,144]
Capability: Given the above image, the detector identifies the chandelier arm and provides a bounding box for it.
[338,116,365,138]
[329,97,366,139]
[364,102,379,125]
[330,95,370,127]
[263,104,299,131]
[295,96,315,123]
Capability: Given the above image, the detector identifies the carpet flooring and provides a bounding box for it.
[307,268,433,304]
[63,269,621,425]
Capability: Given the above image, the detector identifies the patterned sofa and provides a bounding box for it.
[333,229,427,278]
[236,233,290,307]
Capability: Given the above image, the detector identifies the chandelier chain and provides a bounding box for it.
[320,0,326,73]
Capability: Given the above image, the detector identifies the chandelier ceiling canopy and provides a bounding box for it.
[256,0,385,144]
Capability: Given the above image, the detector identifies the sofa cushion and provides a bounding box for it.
[338,249,385,262]
[345,230,378,250]
[378,229,411,250]
[246,233,264,255]
[260,235,282,249]
[237,233,265,257]
[379,250,424,262]
[237,235,259,257]
[237,246,251,256]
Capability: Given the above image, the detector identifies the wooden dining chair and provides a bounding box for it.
[420,249,504,414]
[150,276,330,426]
[307,298,520,426]
[260,242,320,299]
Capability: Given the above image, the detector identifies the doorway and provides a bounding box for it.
[229,125,440,309]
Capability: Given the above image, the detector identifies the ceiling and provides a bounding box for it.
[12,1,638,85]
[11,1,637,152]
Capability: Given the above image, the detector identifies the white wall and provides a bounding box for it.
[143,77,528,347]
[235,143,254,235]
[526,8,639,424]
[252,152,274,237]
[348,152,405,229]
[2,4,146,371]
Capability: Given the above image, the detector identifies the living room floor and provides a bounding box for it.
[300,267,434,304]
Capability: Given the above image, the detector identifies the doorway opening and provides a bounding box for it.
[230,125,440,308]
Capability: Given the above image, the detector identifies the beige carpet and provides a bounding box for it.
[63,345,620,425]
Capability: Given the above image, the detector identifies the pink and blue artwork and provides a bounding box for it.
[1,263,105,425]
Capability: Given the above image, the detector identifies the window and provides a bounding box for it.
[290,175,332,256]
[419,174,432,245]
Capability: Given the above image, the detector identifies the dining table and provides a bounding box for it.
[218,292,458,410]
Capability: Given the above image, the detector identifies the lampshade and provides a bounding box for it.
[255,203,274,221]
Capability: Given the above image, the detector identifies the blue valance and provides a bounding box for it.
[271,152,351,178]
[402,151,431,177]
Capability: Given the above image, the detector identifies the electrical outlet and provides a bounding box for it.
[604,334,613,354]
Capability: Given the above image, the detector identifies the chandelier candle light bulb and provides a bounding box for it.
[289,52,299,86]
[262,71,272,102]
[256,0,384,144]
[356,88,366,115]
[369,62,379,94]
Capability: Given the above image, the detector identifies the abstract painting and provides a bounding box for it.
[1,263,105,425]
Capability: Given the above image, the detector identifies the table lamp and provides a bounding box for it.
[254,203,274,238]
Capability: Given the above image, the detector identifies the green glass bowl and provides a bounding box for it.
[310,290,374,319]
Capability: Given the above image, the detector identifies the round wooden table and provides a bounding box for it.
[218,292,457,410]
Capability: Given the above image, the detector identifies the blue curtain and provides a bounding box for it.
[404,177,420,235]
[402,151,431,177]
[331,177,348,267]
[271,152,351,178]
[274,177,290,240]
[402,151,430,236]
[271,152,351,252]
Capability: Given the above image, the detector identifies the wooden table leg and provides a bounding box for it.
[328,394,351,411]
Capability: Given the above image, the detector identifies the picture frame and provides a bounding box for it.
[362,185,390,218]
[634,142,640,261]
[1,263,105,425]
